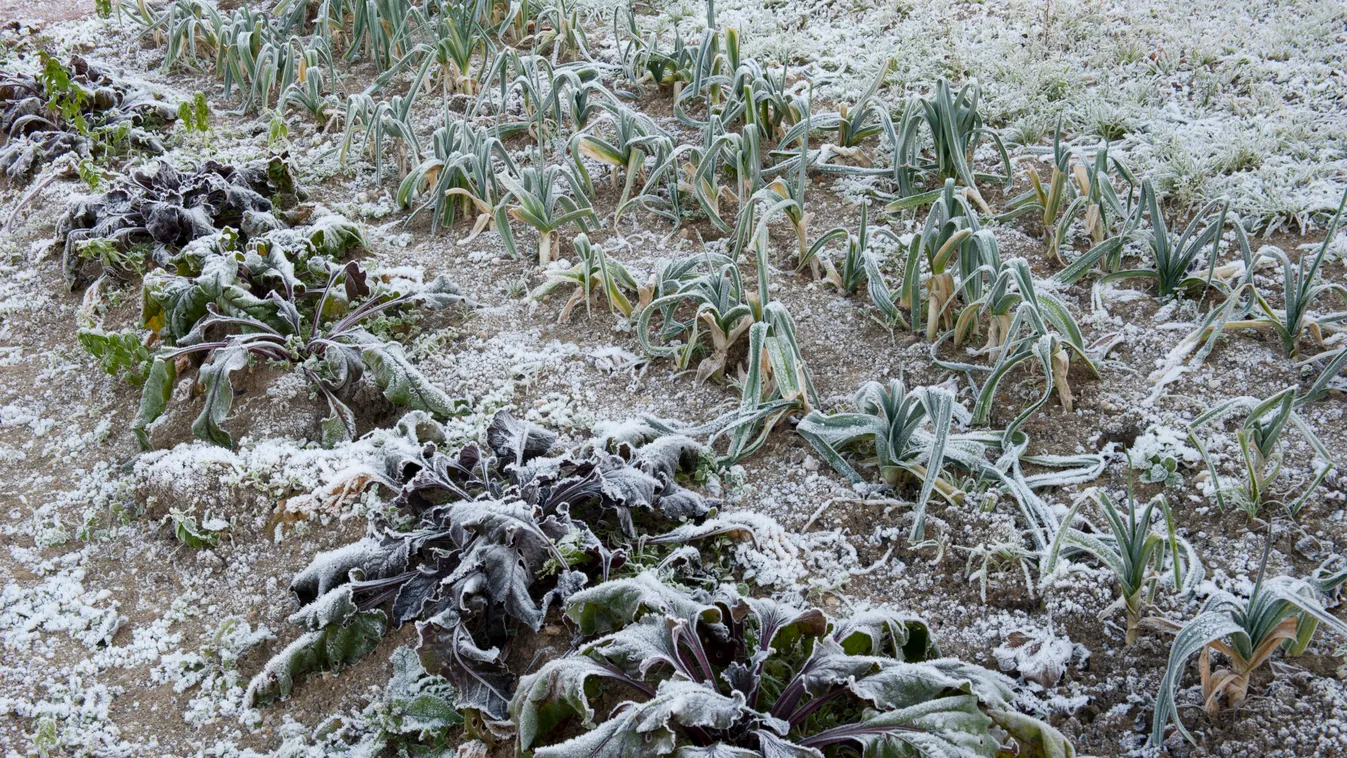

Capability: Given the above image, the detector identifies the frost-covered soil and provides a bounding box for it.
[2,1,1347,757]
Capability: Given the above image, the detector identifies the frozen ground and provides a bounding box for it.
[2,1,1347,757]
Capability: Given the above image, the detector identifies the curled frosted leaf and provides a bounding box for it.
[565,571,721,636]
[833,608,937,661]
[361,340,469,418]
[244,609,386,707]
[488,409,559,465]
[290,535,413,605]
[191,343,250,448]
[534,680,748,758]
[307,212,367,258]
[512,655,630,752]
[287,585,358,632]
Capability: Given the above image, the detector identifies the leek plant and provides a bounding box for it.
[998,126,1074,244]
[431,0,490,96]
[346,0,428,72]
[280,43,339,124]
[530,0,590,63]
[474,51,569,146]
[917,79,1011,205]
[636,253,753,382]
[902,179,980,340]
[128,0,220,72]
[396,120,515,236]
[559,69,601,130]
[641,301,818,465]
[495,163,599,266]
[798,378,961,542]
[938,253,1103,428]
[801,203,907,327]
[1041,487,1203,645]
[570,105,672,213]
[803,58,897,167]
[530,233,642,320]
[215,8,286,111]
[1057,179,1249,301]
[1164,186,1347,384]
[801,375,1107,549]
[720,304,817,463]
[493,0,540,45]
[997,124,1081,260]
[674,47,805,136]
[368,1,492,104]
[869,80,1012,208]
[671,117,766,233]
[613,6,696,98]
[1299,346,1347,405]
[730,119,810,274]
[1052,139,1136,257]
[1148,542,1347,747]
[340,91,424,180]
[1187,387,1333,518]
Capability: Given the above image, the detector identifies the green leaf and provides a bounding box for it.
[142,255,237,343]
[989,708,1077,758]
[564,571,720,636]
[178,101,195,130]
[217,285,290,334]
[193,92,210,132]
[400,691,464,734]
[192,345,250,448]
[793,636,889,700]
[133,357,176,450]
[381,647,464,737]
[265,154,300,199]
[645,514,761,546]
[79,328,152,385]
[846,658,1017,713]
[726,591,828,659]
[170,509,225,549]
[307,214,367,258]
[512,655,627,752]
[844,693,995,757]
[673,745,763,758]
[414,274,469,310]
[360,340,468,418]
[910,386,954,542]
[534,680,747,758]
[244,609,386,707]
[834,608,937,661]
[579,614,685,680]
[319,391,357,448]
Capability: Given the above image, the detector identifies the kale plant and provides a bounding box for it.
[513,574,1075,757]
[1126,425,1200,487]
[250,412,719,718]
[0,54,176,182]
[337,647,466,754]
[58,155,307,289]
[132,248,466,449]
